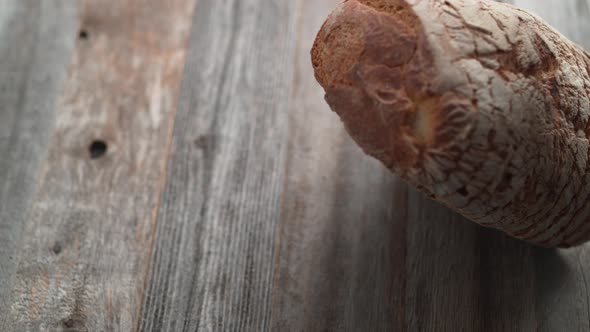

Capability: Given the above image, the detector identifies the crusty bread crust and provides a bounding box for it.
[312,0,590,247]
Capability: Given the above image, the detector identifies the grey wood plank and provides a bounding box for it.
[406,204,538,332]
[3,0,197,331]
[2,0,586,331]
[271,1,407,330]
[139,0,300,330]
[0,0,78,326]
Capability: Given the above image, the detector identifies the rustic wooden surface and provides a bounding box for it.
[1,0,590,331]
[0,0,79,328]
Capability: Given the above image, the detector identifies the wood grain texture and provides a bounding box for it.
[3,0,197,330]
[1,0,590,331]
[0,0,78,326]
[271,1,407,331]
[139,0,299,330]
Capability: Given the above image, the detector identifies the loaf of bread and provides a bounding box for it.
[312,0,590,247]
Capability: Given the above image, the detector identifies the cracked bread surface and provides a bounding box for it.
[312,0,590,247]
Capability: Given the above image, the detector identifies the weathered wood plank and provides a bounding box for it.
[0,0,78,326]
[2,0,589,331]
[138,0,300,330]
[271,1,407,330]
[4,0,197,330]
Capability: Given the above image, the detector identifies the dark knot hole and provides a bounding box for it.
[79,29,89,40]
[89,140,107,159]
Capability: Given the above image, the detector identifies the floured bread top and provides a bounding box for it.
[311,0,590,247]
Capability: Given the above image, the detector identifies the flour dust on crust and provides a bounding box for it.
[312,0,590,248]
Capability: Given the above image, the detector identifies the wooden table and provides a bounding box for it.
[1,1,590,331]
